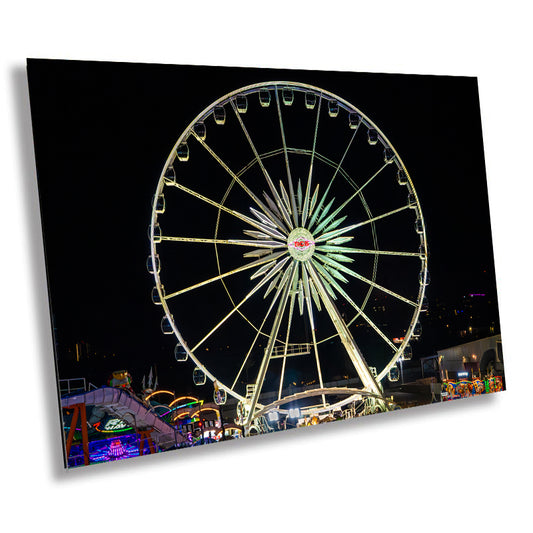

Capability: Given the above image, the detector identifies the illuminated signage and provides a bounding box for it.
[287,228,315,261]
[103,418,129,431]
[289,239,314,249]
[457,371,469,378]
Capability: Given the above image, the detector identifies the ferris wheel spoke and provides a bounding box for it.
[323,162,390,225]
[313,204,345,236]
[309,126,360,230]
[314,245,422,257]
[311,258,348,296]
[317,271,399,353]
[346,205,411,233]
[314,223,358,244]
[190,256,290,354]
[278,263,300,400]
[191,130,288,234]
[302,93,323,227]
[246,262,298,424]
[229,99,293,232]
[274,86,299,227]
[306,262,382,396]
[164,252,286,300]
[315,253,417,307]
[314,204,410,244]
[302,264,326,406]
[160,236,284,248]
[169,180,287,239]
[231,262,293,391]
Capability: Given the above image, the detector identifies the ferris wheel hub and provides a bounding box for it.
[287,227,315,262]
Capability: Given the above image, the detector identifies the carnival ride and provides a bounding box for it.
[61,383,237,466]
[148,81,429,434]
[442,375,503,401]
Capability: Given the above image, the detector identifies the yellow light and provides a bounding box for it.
[189,407,220,418]
[169,396,200,408]
[145,390,174,401]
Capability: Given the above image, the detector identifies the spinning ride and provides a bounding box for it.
[148,81,428,432]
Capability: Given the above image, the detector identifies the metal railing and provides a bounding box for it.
[59,378,87,396]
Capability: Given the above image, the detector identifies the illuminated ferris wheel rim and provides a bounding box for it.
[149,80,429,421]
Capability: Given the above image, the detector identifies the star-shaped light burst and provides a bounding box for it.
[242,175,366,328]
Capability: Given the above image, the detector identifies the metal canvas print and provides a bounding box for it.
[27,59,505,468]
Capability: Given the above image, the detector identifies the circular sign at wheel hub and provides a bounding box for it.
[287,227,315,261]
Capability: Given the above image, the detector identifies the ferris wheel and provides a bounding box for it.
[148,81,429,431]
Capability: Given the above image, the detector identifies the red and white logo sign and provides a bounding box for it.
[289,238,314,249]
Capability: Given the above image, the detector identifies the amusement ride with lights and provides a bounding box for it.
[148,81,429,435]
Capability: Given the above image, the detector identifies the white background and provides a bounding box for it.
[1,2,531,531]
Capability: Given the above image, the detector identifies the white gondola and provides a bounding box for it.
[397,169,408,185]
[151,285,164,304]
[349,112,361,129]
[236,95,248,113]
[402,344,413,360]
[420,296,429,312]
[149,223,162,243]
[193,122,206,140]
[367,128,378,145]
[328,99,339,117]
[146,254,160,274]
[419,270,430,286]
[174,343,188,362]
[288,407,300,419]
[259,88,271,107]
[161,315,174,335]
[176,142,189,162]
[412,322,422,338]
[193,367,206,386]
[415,218,424,234]
[163,165,176,185]
[305,91,316,109]
[384,147,395,164]
[214,387,227,405]
[154,194,165,214]
[214,105,226,125]
[407,192,417,208]
[267,410,279,422]
[388,365,400,382]
[282,87,294,106]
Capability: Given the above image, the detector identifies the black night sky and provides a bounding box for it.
[27,59,500,396]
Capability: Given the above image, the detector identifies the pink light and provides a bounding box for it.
[108,439,126,458]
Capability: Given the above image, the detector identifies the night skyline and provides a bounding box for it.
[27,59,500,396]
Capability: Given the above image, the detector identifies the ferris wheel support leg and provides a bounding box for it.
[306,264,388,410]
